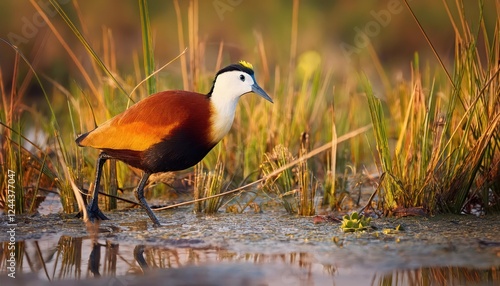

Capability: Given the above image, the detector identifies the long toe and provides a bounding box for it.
[86,207,110,222]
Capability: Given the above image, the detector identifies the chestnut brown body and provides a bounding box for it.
[76,91,216,173]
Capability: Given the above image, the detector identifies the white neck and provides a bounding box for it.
[209,80,241,144]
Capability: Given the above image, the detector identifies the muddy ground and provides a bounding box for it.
[1,206,499,285]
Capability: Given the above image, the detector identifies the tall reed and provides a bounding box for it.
[365,0,499,214]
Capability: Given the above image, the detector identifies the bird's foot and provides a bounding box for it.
[86,205,110,222]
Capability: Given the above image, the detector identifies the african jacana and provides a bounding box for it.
[76,61,272,227]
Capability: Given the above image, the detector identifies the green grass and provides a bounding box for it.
[0,0,498,217]
[364,75,398,211]
[364,1,500,214]
[139,0,156,95]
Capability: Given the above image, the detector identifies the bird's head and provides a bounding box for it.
[208,61,273,104]
[207,61,272,144]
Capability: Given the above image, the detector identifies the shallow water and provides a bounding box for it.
[1,207,499,285]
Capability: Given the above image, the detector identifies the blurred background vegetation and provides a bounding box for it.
[0,0,498,217]
[2,1,496,97]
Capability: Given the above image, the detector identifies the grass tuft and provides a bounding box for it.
[363,0,500,214]
[297,133,317,216]
[193,159,226,214]
[261,145,297,214]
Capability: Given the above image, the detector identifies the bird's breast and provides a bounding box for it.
[209,101,237,144]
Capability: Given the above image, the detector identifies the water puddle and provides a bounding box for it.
[1,209,499,285]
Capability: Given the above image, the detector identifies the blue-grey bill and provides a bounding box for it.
[252,84,273,103]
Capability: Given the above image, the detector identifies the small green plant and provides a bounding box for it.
[340,211,371,232]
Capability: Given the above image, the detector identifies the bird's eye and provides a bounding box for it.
[239,74,245,81]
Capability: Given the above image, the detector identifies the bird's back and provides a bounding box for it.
[76,90,216,172]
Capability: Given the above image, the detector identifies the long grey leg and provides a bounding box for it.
[134,172,161,227]
[86,153,111,221]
